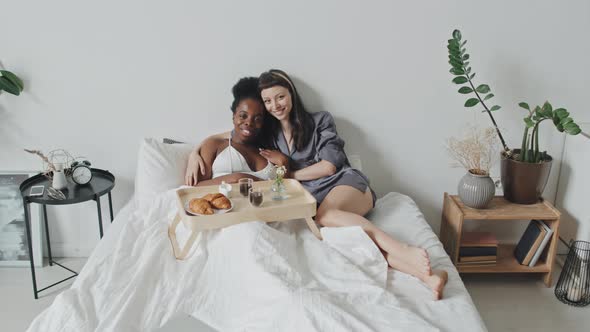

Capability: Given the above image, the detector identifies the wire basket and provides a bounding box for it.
[554,240,590,306]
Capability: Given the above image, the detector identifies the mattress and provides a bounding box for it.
[27,191,486,332]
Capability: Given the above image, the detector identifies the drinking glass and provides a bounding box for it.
[238,178,253,197]
[248,188,264,207]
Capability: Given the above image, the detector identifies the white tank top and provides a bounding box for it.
[211,137,274,180]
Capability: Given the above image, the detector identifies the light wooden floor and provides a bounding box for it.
[2,258,589,332]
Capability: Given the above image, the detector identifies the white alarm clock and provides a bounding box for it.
[70,160,93,185]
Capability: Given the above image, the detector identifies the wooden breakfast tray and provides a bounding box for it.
[168,179,322,259]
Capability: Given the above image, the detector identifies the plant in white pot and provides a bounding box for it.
[447,30,582,204]
[447,126,499,208]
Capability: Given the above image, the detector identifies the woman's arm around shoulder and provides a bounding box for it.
[185,131,232,185]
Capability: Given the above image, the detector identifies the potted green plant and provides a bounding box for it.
[447,30,582,204]
[0,69,24,96]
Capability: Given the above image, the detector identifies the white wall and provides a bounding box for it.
[555,127,590,243]
[1,0,589,256]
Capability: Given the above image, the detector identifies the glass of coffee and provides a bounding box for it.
[238,178,253,197]
[249,188,264,207]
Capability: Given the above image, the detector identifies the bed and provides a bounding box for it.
[26,139,486,332]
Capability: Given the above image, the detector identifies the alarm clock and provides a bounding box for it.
[70,160,93,185]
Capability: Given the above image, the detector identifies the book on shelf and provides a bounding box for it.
[457,260,496,266]
[514,220,547,265]
[459,246,497,257]
[528,220,554,267]
[461,231,499,247]
[459,255,497,263]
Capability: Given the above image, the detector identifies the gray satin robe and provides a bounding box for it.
[273,111,376,205]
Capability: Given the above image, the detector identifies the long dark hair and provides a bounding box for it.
[258,69,314,151]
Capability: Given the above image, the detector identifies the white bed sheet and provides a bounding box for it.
[27,191,485,332]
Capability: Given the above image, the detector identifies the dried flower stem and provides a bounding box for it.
[446,126,499,175]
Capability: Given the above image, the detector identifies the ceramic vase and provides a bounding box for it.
[458,170,495,209]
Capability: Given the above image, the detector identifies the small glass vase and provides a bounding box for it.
[271,181,287,201]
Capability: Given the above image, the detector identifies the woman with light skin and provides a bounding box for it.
[185,70,447,299]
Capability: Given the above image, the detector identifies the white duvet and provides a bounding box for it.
[27,190,485,332]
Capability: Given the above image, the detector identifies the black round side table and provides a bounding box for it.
[19,168,115,299]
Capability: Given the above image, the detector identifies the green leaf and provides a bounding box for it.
[458,86,473,94]
[560,117,573,126]
[469,73,475,79]
[0,77,21,95]
[462,54,470,61]
[0,70,24,91]
[542,101,553,117]
[554,108,569,119]
[450,68,464,75]
[524,117,535,128]
[453,30,462,40]
[452,76,468,84]
[556,123,564,132]
[461,40,467,47]
[564,123,581,135]
[518,102,530,110]
[490,105,501,111]
[465,98,479,107]
[476,84,490,93]
[463,61,470,67]
[449,59,463,68]
[460,48,466,56]
[465,67,471,74]
[484,93,494,100]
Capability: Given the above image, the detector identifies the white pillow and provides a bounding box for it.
[135,138,194,212]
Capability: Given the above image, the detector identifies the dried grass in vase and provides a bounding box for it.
[446,126,499,176]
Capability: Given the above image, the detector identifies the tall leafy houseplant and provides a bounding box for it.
[0,69,24,96]
[447,29,582,204]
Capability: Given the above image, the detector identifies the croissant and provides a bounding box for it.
[202,193,224,202]
[189,198,214,215]
[210,196,231,209]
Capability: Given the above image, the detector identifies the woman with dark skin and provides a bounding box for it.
[185,70,447,299]
[195,77,276,186]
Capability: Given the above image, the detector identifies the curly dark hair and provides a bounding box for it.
[230,77,264,113]
[258,69,314,151]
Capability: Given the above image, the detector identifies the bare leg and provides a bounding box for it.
[317,186,447,298]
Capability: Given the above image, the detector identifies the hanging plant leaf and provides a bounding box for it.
[484,93,494,100]
[450,68,464,75]
[469,73,475,79]
[458,86,473,94]
[452,76,468,84]
[0,70,24,91]
[0,77,21,95]
[462,54,470,61]
[476,84,490,93]
[465,98,479,107]
[524,117,535,128]
[490,105,501,111]
[453,30,462,40]
[518,102,530,110]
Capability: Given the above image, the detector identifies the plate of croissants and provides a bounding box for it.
[185,193,233,216]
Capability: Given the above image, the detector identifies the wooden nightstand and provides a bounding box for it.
[439,193,561,287]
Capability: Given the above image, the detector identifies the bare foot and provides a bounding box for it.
[422,270,448,300]
[385,245,431,278]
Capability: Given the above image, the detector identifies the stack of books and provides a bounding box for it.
[514,220,554,267]
[458,232,498,266]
